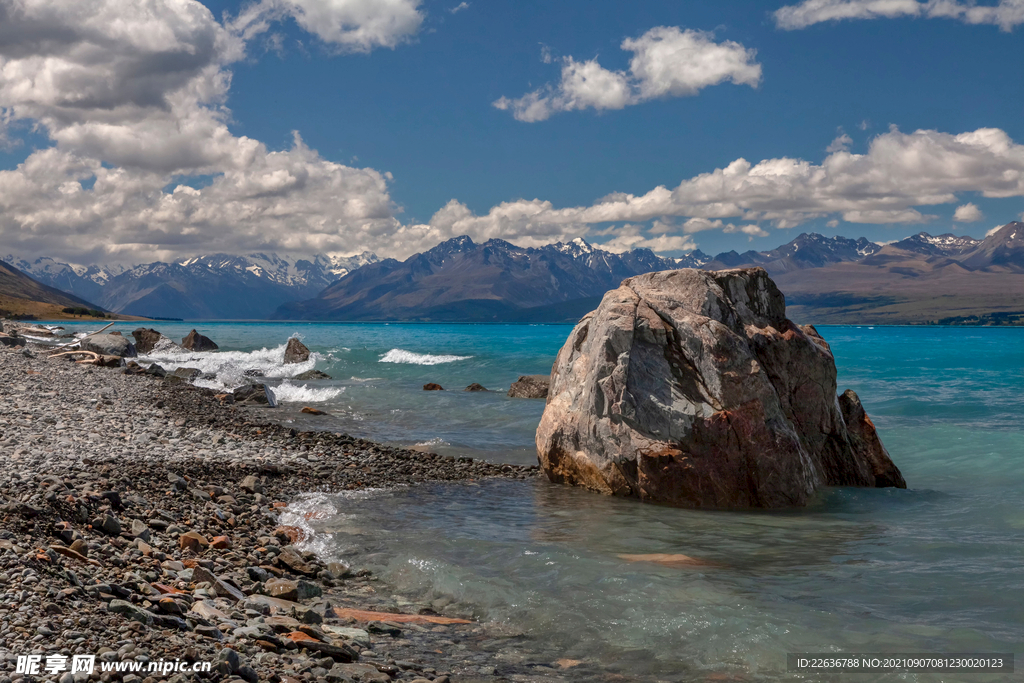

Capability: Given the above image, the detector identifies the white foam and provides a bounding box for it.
[414,437,449,447]
[379,349,471,365]
[270,380,343,403]
[139,339,323,391]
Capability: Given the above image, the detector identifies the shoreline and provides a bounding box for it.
[0,343,570,683]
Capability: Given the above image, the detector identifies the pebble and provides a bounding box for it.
[0,340,561,683]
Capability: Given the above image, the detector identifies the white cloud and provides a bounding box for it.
[493,26,761,122]
[233,0,425,53]
[953,202,984,222]
[449,2,470,14]
[775,0,1024,31]
[393,126,1024,252]
[826,133,853,153]
[0,0,426,264]
[593,224,698,253]
[724,224,770,239]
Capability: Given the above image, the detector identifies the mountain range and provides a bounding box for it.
[4,223,1022,323]
[275,225,1023,323]
[274,236,712,321]
[3,252,378,319]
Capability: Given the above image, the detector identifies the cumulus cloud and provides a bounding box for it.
[449,2,470,14]
[953,202,984,221]
[232,0,424,53]
[774,0,1024,31]
[493,26,761,122]
[392,126,1024,252]
[0,0,429,264]
[826,133,853,153]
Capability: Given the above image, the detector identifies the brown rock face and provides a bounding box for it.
[535,267,905,509]
[507,375,550,398]
[181,329,218,351]
[284,337,310,363]
[838,389,907,488]
[132,328,162,354]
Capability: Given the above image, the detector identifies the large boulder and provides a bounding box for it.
[283,337,310,364]
[182,329,218,352]
[535,268,905,509]
[508,375,550,399]
[81,333,136,358]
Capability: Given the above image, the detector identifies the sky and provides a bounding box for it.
[0,0,1022,265]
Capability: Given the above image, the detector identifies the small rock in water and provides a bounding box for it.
[181,329,218,351]
[423,383,444,391]
[294,369,332,380]
[464,383,487,392]
[284,337,311,363]
[301,406,327,415]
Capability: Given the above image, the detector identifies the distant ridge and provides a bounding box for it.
[273,223,1024,324]
[6,223,1024,323]
[0,260,107,319]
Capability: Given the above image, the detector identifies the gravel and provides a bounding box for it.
[0,343,591,683]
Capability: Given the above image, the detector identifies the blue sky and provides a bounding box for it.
[0,0,1022,263]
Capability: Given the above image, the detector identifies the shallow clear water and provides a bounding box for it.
[51,321,1024,681]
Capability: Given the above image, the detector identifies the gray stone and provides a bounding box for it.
[239,474,263,494]
[536,267,905,508]
[94,514,121,536]
[172,367,201,381]
[107,599,154,625]
[215,648,240,674]
[81,333,136,358]
[130,519,151,542]
[192,566,246,602]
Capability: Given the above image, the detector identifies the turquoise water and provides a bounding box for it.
[50,322,1024,681]
[51,321,566,462]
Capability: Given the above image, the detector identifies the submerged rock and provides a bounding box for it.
[464,383,488,392]
[181,329,218,352]
[423,383,444,391]
[508,375,550,399]
[536,267,906,509]
[294,369,332,380]
[284,337,310,363]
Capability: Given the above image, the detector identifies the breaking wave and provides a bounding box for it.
[378,349,472,365]
[270,380,344,403]
[139,339,322,391]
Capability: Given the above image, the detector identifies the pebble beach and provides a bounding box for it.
[0,342,568,683]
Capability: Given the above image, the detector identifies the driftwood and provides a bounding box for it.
[47,350,102,364]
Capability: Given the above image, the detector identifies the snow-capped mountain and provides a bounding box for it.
[275,236,720,321]
[2,256,128,303]
[890,232,982,257]
[2,251,378,319]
